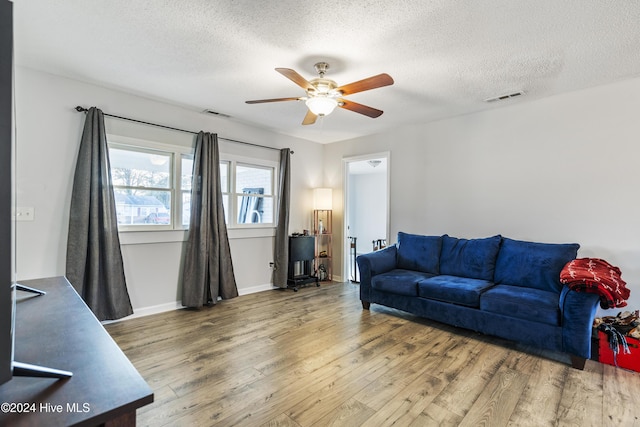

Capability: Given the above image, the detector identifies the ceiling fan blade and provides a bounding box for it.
[245,97,301,104]
[302,109,317,125]
[336,73,394,96]
[338,99,384,118]
[276,68,315,91]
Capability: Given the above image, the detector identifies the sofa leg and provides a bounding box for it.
[361,301,370,310]
[570,355,586,370]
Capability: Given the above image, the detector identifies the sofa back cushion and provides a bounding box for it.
[396,232,442,274]
[494,237,579,293]
[439,235,502,281]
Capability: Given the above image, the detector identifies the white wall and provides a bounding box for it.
[325,76,640,312]
[16,67,640,315]
[14,67,323,314]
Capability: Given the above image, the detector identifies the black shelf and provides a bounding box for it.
[287,235,319,291]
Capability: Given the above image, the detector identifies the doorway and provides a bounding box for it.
[343,153,390,283]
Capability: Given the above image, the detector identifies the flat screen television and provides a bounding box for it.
[1,0,72,384]
[0,0,15,387]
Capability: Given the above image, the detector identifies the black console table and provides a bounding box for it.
[287,235,319,291]
[0,276,153,426]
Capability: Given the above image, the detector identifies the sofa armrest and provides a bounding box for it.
[356,245,398,305]
[559,286,600,360]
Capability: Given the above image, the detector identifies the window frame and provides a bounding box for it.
[221,154,279,230]
[107,134,193,232]
[179,153,194,228]
[107,135,280,242]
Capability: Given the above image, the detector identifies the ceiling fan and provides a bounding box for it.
[246,62,394,125]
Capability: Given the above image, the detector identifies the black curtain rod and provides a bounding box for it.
[74,106,293,154]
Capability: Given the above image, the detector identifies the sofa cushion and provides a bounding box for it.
[480,284,561,326]
[439,235,502,281]
[494,237,579,293]
[417,275,496,307]
[396,232,442,275]
[371,269,436,297]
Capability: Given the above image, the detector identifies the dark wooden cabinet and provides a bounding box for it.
[0,277,153,426]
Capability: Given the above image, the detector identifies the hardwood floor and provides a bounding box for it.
[105,282,640,426]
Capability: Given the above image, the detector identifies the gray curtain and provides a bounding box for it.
[182,132,238,307]
[273,148,291,287]
[66,107,133,321]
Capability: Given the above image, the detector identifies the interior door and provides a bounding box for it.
[343,153,390,283]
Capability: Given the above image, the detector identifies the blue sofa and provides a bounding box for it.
[356,232,601,369]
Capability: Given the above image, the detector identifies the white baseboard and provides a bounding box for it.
[102,300,183,324]
[238,283,278,296]
[104,283,277,324]
[106,277,351,325]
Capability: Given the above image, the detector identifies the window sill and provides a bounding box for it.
[228,227,276,240]
[118,227,275,245]
[118,230,188,245]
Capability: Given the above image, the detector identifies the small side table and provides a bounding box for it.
[287,235,319,291]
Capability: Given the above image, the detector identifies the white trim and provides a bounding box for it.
[107,133,195,154]
[238,283,278,296]
[342,152,391,282]
[107,134,193,232]
[220,153,279,169]
[228,227,276,240]
[118,227,275,245]
[102,300,183,324]
[331,275,344,283]
[221,153,279,230]
[107,135,280,239]
[119,230,188,245]
[342,151,391,164]
[102,282,277,324]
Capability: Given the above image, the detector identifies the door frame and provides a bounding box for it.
[342,151,391,282]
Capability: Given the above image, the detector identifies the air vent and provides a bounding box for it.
[202,109,231,118]
[484,91,525,103]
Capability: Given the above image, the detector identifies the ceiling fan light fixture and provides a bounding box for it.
[306,96,338,116]
[315,83,329,93]
[246,63,394,125]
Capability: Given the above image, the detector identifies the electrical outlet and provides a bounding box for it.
[15,207,35,221]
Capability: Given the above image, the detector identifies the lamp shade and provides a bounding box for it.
[305,96,338,116]
[313,188,333,210]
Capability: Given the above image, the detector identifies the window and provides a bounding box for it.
[222,158,277,228]
[108,135,277,233]
[181,156,194,227]
[108,137,192,231]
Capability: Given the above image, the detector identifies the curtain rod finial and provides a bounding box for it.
[75,106,88,113]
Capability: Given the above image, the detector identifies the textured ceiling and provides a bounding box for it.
[13,1,640,143]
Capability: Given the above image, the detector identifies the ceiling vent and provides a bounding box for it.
[484,91,525,103]
[202,109,231,118]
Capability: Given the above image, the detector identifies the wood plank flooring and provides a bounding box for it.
[105,282,640,426]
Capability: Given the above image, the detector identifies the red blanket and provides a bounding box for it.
[560,258,630,309]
